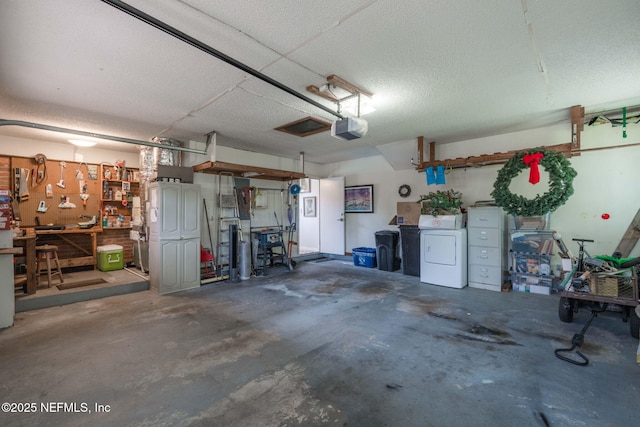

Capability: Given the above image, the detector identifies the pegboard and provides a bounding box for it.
[11,156,101,226]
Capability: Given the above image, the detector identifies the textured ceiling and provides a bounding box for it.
[0,0,639,167]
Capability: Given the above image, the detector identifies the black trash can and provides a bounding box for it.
[399,225,421,276]
[375,230,400,271]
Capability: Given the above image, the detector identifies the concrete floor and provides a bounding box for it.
[1,259,639,427]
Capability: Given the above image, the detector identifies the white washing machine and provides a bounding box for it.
[420,228,467,288]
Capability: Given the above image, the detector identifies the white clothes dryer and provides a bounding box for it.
[420,228,467,288]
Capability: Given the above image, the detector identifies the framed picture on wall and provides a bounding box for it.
[303,196,316,217]
[299,178,311,193]
[345,184,374,213]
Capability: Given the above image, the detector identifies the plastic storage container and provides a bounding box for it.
[97,244,124,271]
[375,230,400,271]
[352,247,377,268]
[399,226,420,276]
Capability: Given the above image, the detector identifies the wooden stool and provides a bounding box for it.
[36,245,64,287]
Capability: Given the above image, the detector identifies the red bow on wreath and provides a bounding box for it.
[523,152,544,184]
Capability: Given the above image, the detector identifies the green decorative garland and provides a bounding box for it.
[491,147,577,216]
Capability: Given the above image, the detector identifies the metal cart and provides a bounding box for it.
[558,238,640,338]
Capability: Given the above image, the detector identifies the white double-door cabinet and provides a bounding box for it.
[148,182,201,294]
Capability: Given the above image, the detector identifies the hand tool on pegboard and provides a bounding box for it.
[14,167,30,201]
[56,161,66,188]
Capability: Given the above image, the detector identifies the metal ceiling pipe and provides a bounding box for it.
[0,119,207,155]
[299,151,305,174]
[101,0,344,120]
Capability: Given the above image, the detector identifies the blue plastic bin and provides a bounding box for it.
[352,247,377,268]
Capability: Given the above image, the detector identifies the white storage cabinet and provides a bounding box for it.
[148,182,201,294]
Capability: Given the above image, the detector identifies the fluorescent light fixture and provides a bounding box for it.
[341,93,376,116]
[242,171,261,177]
[68,139,97,147]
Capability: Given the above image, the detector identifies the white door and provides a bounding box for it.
[319,177,345,255]
[181,238,201,289]
[150,239,180,294]
[180,184,201,239]
[148,183,181,240]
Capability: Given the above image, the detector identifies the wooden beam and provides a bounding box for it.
[326,75,373,98]
[0,247,23,255]
[417,136,424,166]
[416,142,575,171]
[49,233,92,256]
[57,256,95,269]
[571,105,584,149]
[429,141,436,163]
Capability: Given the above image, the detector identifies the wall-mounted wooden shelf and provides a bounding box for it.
[417,140,577,171]
[193,161,306,182]
[416,105,584,171]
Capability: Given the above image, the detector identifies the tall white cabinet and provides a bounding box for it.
[148,182,201,294]
[467,206,505,292]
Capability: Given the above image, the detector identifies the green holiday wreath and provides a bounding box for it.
[491,147,577,216]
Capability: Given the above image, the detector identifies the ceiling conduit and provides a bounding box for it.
[101,0,344,120]
[0,119,208,155]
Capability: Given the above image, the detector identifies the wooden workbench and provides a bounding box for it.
[35,227,102,270]
[12,235,37,295]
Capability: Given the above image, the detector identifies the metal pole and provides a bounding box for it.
[0,119,207,155]
[101,0,344,120]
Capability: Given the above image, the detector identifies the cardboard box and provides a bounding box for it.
[396,202,423,226]
[418,214,465,229]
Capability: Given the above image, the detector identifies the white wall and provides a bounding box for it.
[298,179,320,254]
[326,123,640,258]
